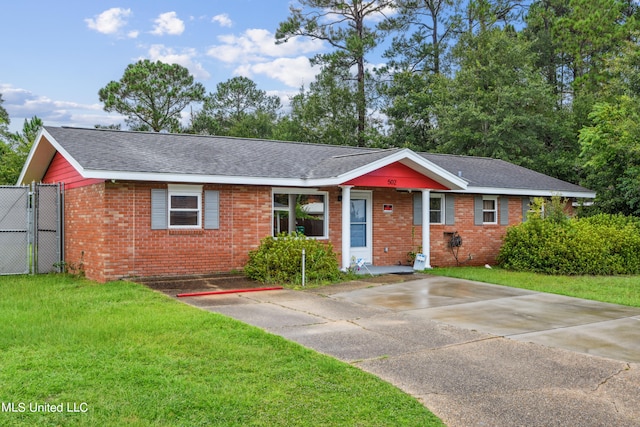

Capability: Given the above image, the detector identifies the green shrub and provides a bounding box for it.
[498,213,640,275]
[245,232,343,285]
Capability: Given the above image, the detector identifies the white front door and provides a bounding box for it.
[349,191,372,264]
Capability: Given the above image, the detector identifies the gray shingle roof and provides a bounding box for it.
[44,126,400,179]
[29,126,593,197]
[420,153,591,194]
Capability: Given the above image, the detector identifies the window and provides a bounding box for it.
[430,194,444,224]
[151,186,219,231]
[273,189,328,238]
[168,185,202,228]
[482,196,498,224]
[413,193,448,225]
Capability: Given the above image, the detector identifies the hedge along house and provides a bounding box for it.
[19,127,595,283]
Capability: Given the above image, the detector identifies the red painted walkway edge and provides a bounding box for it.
[176,287,284,298]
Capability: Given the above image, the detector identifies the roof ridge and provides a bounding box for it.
[52,126,383,151]
[420,152,497,161]
[331,148,399,158]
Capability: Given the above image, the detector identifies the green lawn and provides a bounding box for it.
[0,274,443,427]
[431,267,640,307]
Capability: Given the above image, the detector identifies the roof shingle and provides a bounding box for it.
[31,126,593,197]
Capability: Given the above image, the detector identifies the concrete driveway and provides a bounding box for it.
[178,275,640,427]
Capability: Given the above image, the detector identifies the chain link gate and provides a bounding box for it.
[0,183,62,275]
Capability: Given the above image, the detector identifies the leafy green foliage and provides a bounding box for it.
[0,93,9,138]
[276,0,394,146]
[577,36,640,217]
[283,67,360,146]
[433,29,565,172]
[98,59,205,132]
[0,116,42,185]
[245,232,342,285]
[498,207,640,275]
[191,76,281,138]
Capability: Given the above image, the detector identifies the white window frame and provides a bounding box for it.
[272,188,329,239]
[168,184,202,229]
[430,194,445,224]
[482,196,498,224]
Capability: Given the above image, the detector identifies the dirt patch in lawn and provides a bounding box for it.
[132,273,263,297]
[134,272,428,297]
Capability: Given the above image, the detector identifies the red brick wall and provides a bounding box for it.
[63,184,107,282]
[324,188,522,268]
[417,194,524,267]
[371,188,415,266]
[62,181,272,282]
[62,180,524,282]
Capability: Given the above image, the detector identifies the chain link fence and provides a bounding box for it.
[0,183,61,275]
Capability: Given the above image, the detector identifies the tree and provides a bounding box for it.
[579,98,640,216]
[276,0,393,146]
[461,0,526,34]
[192,77,281,138]
[0,94,17,184]
[525,0,639,127]
[0,93,9,141]
[432,29,569,175]
[381,0,461,75]
[284,66,361,146]
[578,42,640,216]
[98,60,205,132]
[0,116,42,185]
[380,70,441,151]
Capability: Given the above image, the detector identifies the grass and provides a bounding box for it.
[0,274,443,427]
[430,267,640,308]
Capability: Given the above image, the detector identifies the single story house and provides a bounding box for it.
[19,126,595,283]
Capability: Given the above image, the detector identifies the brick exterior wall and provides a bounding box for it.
[63,181,272,282]
[328,188,522,268]
[62,180,523,282]
[420,194,525,267]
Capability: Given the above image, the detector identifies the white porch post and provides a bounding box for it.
[288,194,296,233]
[421,189,432,269]
[340,185,353,271]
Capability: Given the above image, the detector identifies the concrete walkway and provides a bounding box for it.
[178,275,640,427]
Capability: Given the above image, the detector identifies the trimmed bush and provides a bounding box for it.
[245,232,342,284]
[498,213,640,275]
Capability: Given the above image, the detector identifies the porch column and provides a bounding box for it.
[340,185,353,271]
[288,194,296,234]
[421,189,432,269]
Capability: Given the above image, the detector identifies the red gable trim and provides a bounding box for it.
[43,152,103,190]
[343,161,449,190]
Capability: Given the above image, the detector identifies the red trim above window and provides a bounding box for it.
[343,162,449,189]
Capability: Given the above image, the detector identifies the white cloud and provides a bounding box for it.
[238,57,320,89]
[212,13,232,28]
[146,45,211,80]
[85,8,132,35]
[206,29,324,88]
[207,29,324,64]
[151,12,185,36]
[0,84,119,132]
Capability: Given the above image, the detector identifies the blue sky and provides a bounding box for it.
[0,0,342,133]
